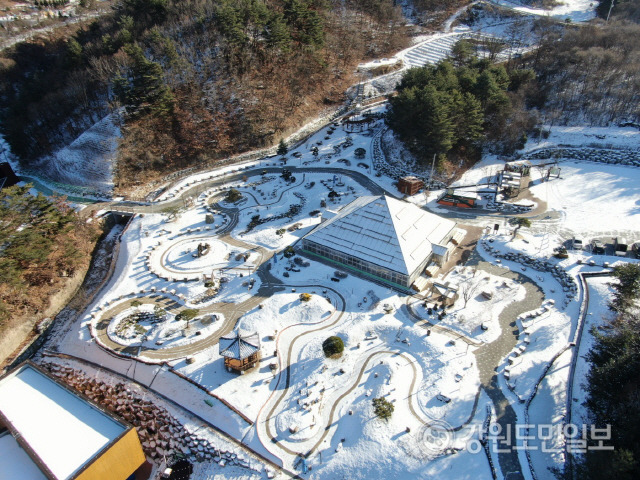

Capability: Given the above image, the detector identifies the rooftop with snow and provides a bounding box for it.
[0,362,129,480]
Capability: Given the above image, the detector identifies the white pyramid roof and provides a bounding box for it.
[304,195,456,275]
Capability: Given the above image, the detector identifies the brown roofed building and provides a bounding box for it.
[397,176,424,196]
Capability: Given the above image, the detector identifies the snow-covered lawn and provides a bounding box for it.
[413,266,527,343]
[36,80,640,480]
[176,293,337,421]
[490,0,596,22]
[529,161,640,235]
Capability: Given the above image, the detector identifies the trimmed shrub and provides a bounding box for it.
[322,335,344,358]
[226,188,242,203]
[177,308,199,323]
[372,397,394,420]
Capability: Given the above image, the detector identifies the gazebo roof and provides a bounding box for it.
[219,331,260,360]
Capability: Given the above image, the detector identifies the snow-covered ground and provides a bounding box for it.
[523,125,640,152]
[529,161,640,235]
[51,151,495,477]
[489,0,596,22]
[570,276,614,426]
[413,266,527,343]
[526,276,615,479]
[36,115,118,194]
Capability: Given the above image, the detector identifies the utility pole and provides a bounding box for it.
[427,153,436,188]
[606,0,614,23]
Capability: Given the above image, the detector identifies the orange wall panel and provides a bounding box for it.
[75,429,145,480]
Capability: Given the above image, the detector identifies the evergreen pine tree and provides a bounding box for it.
[277,139,288,156]
[65,38,83,67]
[266,12,292,52]
[116,44,174,117]
[453,91,484,145]
[419,86,454,157]
[451,39,474,67]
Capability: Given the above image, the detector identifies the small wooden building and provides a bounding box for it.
[427,281,459,306]
[219,331,261,374]
[398,176,424,196]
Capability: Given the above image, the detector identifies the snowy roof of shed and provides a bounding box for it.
[219,331,260,360]
[0,433,47,480]
[304,195,456,275]
[0,363,127,480]
[432,281,459,298]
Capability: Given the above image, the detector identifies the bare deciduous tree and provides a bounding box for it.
[459,271,485,307]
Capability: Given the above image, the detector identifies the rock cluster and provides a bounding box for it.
[520,146,640,167]
[371,128,447,189]
[40,363,255,471]
[482,240,578,305]
[484,201,533,213]
[241,193,306,235]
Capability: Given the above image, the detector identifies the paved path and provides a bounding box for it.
[468,249,544,480]
[93,165,390,218]
[92,261,279,362]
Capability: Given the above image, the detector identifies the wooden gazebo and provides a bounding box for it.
[219,331,261,374]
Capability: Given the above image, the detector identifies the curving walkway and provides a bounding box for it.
[469,250,544,480]
[261,348,423,457]
[93,294,242,361]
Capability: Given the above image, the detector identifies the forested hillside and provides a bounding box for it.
[531,21,640,126]
[596,0,640,22]
[0,185,100,333]
[0,0,409,191]
[525,1,640,127]
[410,0,470,27]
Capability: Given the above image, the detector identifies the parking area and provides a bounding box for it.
[563,236,638,258]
